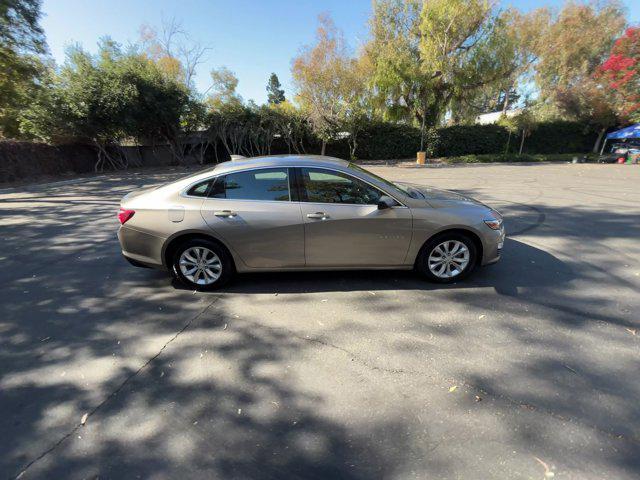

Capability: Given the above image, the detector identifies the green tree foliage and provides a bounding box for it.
[292,14,369,155]
[207,66,243,109]
[533,1,626,151]
[0,0,47,137]
[266,73,285,104]
[536,1,625,96]
[20,39,198,169]
[366,0,516,144]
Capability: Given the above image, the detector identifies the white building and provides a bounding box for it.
[475,109,521,125]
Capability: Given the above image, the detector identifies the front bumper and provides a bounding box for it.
[481,227,505,265]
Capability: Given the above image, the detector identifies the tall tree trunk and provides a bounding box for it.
[419,111,426,152]
[321,139,326,156]
[504,130,512,155]
[519,129,526,155]
[593,127,606,154]
[502,88,511,114]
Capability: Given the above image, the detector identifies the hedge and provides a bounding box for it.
[1,119,601,183]
[314,120,598,160]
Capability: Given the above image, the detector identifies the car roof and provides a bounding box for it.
[213,155,350,175]
[165,155,352,193]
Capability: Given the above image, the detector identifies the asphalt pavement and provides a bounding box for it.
[1,162,639,479]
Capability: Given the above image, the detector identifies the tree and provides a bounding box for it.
[292,14,365,155]
[533,1,625,151]
[20,39,195,169]
[498,108,537,155]
[138,16,209,87]
[498,7,552,113]
[269,100,312,154]
[597,27,640,123]
[266,73,285,104]
[555,80,618,152]
[367,0,516,150]
[207,66,243,109]
[0,0,47,138]
[535,1,625,95]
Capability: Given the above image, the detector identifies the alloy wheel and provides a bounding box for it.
[179,247,222,285]
[427,240,470,279]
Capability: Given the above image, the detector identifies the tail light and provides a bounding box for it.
[118,208,135,224]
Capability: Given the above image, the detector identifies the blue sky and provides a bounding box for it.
[41,0,640,104]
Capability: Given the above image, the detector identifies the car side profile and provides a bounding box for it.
[117,155,504,290]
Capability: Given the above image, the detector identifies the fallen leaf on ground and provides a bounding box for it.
[478,314,486,320]
[626,328,637,336]
[475,395,482,402]
[449,386,457,393]
[368,291,376,296]
[534,456,555,478]
[80,413,88,425]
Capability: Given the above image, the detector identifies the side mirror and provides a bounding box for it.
[377,195,397,210]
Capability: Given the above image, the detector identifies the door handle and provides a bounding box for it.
[214,210,237,218]
[307,212,329,220]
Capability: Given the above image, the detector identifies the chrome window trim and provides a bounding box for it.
[181,166,293,202]
[181,164,408,207]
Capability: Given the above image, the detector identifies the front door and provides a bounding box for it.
[297,167,412,267]
[200,167,304,268]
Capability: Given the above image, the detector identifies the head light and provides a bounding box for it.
[483,218,503,230]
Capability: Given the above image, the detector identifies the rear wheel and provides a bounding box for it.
[416,233,477,283]
[171,239,233,290]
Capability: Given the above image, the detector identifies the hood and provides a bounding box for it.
[398,183,494,210]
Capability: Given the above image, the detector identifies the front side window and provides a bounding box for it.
[300,168,383,205]
[210,168,291,201]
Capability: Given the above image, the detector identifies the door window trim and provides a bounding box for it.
[294,166,407,208]
[181,165,407,207]
[182,166,294,202]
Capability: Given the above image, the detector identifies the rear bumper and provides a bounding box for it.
[118,226,166,269]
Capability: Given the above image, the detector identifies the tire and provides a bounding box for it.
[171,238,234,291]
[416,232,478,283]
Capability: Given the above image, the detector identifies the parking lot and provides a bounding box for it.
[1,162,639,479]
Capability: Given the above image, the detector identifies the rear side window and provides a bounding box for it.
[209,168,291,201]
[186,180,213,197]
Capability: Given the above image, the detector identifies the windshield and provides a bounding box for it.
[347,163,424,199]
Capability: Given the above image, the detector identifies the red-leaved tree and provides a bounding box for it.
[597,27,640,122]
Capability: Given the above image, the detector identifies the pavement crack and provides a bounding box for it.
[12,297,220,480]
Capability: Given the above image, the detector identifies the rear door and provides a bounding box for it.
[200,167,305,268]
[296,167,412,267]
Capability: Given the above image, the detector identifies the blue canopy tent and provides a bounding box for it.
[600,123,640,154]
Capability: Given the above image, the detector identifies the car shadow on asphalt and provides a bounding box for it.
[169,238,571,296]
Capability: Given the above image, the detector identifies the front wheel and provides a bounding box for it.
[416,233,477,283]
[171,239,234,290]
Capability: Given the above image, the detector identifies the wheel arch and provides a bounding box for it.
[162,230,237,271]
